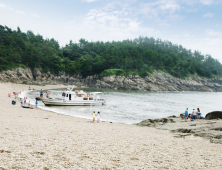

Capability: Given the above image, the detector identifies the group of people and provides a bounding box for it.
[182,108,202,120]
[92,111,101,123]
[10,89,30,107]
[40,89,49,98]
[8,89,17,98]
[10,89,17,104]
[20,97,30,107]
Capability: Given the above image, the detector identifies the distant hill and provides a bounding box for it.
[1,25,222,78]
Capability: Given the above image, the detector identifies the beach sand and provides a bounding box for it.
[0,82,222,169]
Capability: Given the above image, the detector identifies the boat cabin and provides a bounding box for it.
[61,90,103,101]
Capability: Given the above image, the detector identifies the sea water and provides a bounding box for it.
[22,88,222,124]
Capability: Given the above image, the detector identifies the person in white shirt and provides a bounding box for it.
[192,109,196,120]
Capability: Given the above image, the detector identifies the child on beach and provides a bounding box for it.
[28,101,30,106]
[188,114,191,120]
[35,100,38,108]
[92,111,96,122]
[96,111,101,123]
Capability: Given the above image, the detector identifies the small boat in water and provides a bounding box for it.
[41,90,106,106]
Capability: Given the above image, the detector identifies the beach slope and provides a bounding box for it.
[0,83,222,169]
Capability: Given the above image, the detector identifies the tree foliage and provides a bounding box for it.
[0,25,222,78]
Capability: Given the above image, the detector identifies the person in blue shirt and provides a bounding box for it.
[40,89,43,98]
[185,108,188,119]
[35,100,38,108]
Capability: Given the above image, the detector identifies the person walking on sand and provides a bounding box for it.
[96,111,101,123]
[92,111,96,122]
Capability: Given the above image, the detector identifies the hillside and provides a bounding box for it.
[0,25,222,79]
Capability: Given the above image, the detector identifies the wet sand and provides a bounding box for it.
[1,82,222,169]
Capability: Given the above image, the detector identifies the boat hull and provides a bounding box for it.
[41,99,105,106]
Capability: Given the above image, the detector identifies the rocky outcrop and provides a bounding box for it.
[1,68,222,92]
[205,111,222,120]
[137,118,175,127]
[82,72,222,92]
[138,117,222,144]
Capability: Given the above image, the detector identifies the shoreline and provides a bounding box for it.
[13,84,222,141]
[21,86,221,125]
[1,82,222,169]
[1,69,222,92]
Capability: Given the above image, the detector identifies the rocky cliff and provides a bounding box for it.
[1,68,222,92]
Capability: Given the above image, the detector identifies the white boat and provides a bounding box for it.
[41,90,106,106]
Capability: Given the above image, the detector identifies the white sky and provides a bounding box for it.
[0,0,222,62]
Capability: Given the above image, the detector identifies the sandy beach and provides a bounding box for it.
[1,82,222,169]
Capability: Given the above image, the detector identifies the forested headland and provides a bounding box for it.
[1,25,222,79]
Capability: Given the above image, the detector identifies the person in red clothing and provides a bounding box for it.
[46,91,49,98]
[197,108,201,119]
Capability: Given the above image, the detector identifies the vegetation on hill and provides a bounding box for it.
[0,25,222,78]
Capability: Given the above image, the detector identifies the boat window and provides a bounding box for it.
[83,98,88,100]
[66,94,68,97]
[89,97,93,100]
[62,92,66,97]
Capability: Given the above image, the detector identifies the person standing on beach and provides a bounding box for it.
[40,89,43,98]
[197,108,201,119]
[35,100,38,108]
[92,111,96,122]
[96,111,101,123]
[185,108,188,119]
[46,91,49,98]
[192,109,196,120]
[20,98,24,107]
[24,97,26,105]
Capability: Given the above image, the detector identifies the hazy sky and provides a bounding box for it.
[0,0,222,62]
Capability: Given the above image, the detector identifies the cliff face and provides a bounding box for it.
[1,68,222,92]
